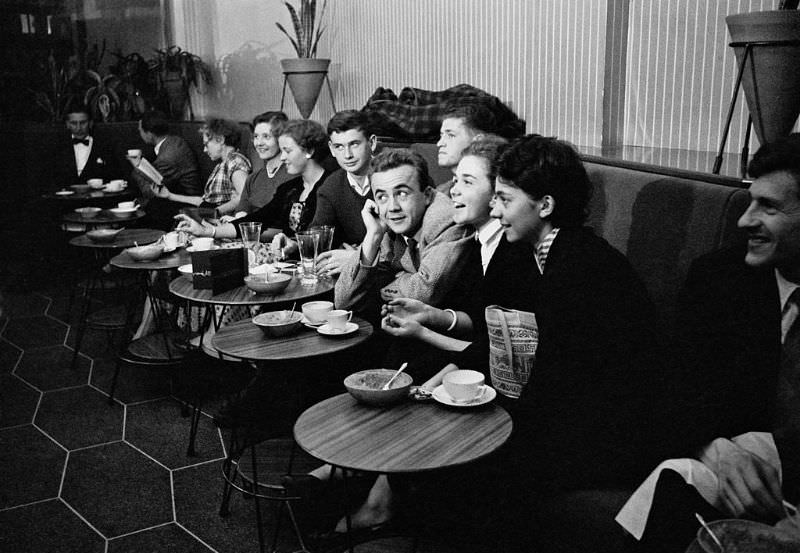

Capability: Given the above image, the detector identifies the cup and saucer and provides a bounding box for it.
[432,385,496,407]
[432,369,496,407]
[317,322,359,337]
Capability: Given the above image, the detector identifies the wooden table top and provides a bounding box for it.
[168,274,334,306]
[111,248,191,271]
[294,393,513,474]
[62,208,145,225]
[69,228,163,249]
[211,316,373,361]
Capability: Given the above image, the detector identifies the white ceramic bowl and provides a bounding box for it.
[244,273,291,295]
[109,207,138,218]
[344,369,413,407]
[74,207,101,218]
[126,243,163,262]
[86,228,123,243]
[252,310,302,337]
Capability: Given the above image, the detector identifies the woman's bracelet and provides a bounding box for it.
[444,309,458,332]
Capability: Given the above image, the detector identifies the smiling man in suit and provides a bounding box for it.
[52,105,123,187]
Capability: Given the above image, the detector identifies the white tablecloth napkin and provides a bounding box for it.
[615,432,780,540]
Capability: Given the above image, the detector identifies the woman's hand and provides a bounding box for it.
[381,312,423,339]
[152,184,170,200]
[381,298,433,326]
[174,214,213,237]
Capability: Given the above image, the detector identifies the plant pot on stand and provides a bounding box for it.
[714,10,800,174]
[280,58,336,119]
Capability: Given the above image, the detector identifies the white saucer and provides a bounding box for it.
[186,245,220,253]
[178,264,192,275]
[55,190,74,196]
[432,384,496,407]
[317,322,359,336]
[301,315,325,328]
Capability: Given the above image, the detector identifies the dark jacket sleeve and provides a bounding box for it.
[153,137,202,196]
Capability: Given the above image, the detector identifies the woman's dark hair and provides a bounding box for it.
[461,134,508,187]
[139,110,169,136]
[369,148,434,192]
[748,133,800,190]
[252,111,288,136]
[496,134,591,227]
[202,117,242,149]
[279,119,329,162]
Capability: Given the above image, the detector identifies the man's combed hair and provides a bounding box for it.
[496,134,591,228]
[442,98,526,140]
[203,117,242,149]
[369,148,434,191]
[280,119,329,162]
[748,133,800,188]
[140,110,170,136]
[327,110,373,137]
[252,111,288,136]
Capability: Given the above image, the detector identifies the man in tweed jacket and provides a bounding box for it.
[335,148,474,318]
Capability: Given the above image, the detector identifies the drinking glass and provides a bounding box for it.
[296,230,320,285]
[310,225,335,253]
[238,222,262,268]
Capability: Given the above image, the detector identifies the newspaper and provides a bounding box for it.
[135,158,163,186]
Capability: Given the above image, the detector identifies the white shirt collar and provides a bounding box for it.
[346,172,370,196]
[775,269,800,312]
[475,219,504,274]
[154,137,167,155]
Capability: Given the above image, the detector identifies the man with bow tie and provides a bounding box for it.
[53,105,123,187]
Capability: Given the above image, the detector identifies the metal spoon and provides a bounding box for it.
[382,362,408,390]
[695,513,724,552]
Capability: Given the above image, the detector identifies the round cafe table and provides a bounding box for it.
[43,188,134,206]
[294,393,512,474]
[211,316,373,362]
[63,208,145,229]
[69,228,163,249]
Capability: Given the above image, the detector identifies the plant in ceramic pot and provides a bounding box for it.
[148,46,212,120]
[275,0,331,118]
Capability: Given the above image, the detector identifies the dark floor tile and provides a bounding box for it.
[0,499,105,553]
[0,426,65,509]
[62,441,173,538]
[15,345,91,390]
[173,460,261,553]
[66,318,129,360]
[107,522,212,553]
[0,374,40,428]
[36,386,123,450]
[126,398,224,469]
[91,357,171,404]
[0,338,22,374]
[0,292,50,318]
[2,315,68,350]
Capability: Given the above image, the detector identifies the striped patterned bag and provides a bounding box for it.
[485,305,538,399]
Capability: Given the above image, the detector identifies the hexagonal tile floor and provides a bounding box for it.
[0,281,458,552]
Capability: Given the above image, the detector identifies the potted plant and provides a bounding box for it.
[149,46,212,120]
[276,0,330,118]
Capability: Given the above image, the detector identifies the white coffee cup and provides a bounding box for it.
[118,201,136,210]
[443,370,485,402]
[192,237,214,251]
[327,309,353,331]
[127,149,142,158]
[302,300,334,325]
[87,178,103,187]
[105,181,122,192]
[162,231,179,250]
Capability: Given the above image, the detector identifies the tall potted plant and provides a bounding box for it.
[276,0,329,118]
[149,46,212,120]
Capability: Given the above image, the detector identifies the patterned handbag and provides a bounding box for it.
[485,305,538,399]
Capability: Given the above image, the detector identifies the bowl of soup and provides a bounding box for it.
[344,369,413,406]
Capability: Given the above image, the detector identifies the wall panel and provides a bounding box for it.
[624,0,781,153]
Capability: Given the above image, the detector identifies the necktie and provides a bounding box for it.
[776,288,800,502]
[72,137,90,146]
[406,238,420,271]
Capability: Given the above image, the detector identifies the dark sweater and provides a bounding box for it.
[309,169,370,247]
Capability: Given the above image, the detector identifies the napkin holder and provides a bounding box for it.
[190,248,247,294]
